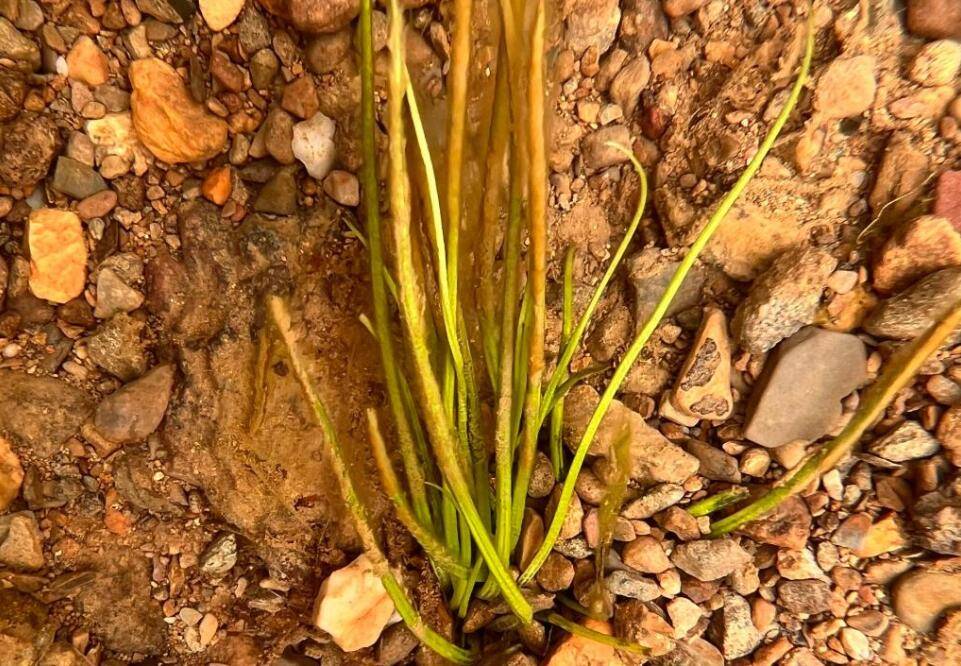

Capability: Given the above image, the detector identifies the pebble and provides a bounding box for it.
[535,552,574,592]
[867,420,939,462]
[864,267,961,340]
[201,165,232,205]
[911,488,961,555]
[545,485,583,540]
[254,167,298,215]
[198,613,218,646]
[0,18,39,70]
[200,533,237,577]
[892,564,961,633]
[292,112,337,180]
[606,569,659,601]
[813,55,877,120]
[565,0,620,55]
[708,592,759,659]
[312,553,395,652]
[778,579,833,615]
[738,496,811,550]
[743,327,866,448]
[129,58,228,163]
[621,535,671,574]
[257,0,360,33]
[199,0,243,31]
[685,439,740,483]
[906,0,961,39]
[609,56,650,117]
[66,36,109,86]
[88,313,148,381]
[670,538,751,581]
[52,156,107,200]
[872,215,961,294]
[666,597,702,638]
[0,436,23,512]
[92,364,175,452]
[839,627,872,661]
[910,40,961,87]
[323,170,359,207]
[27,208,87,304]
[250,48,279,89]
[937,406,961,466]
[670,307,733,421]
[0,511,44,570]
[179,607,202,626]
[621,483,685,520]
[733,245,837,354]
[927,373,961,405]
[281,76,319,119]
[580,125,631,170]
[77,190,118,220]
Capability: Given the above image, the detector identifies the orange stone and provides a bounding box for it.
[66,36,110,87]
[28,208,88,304]
[202,166,233,205]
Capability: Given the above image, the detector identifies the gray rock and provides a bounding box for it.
[670,539,751,581]
[263,107,295,165]
[254,167,298,215]
[580,124,631,170]
[622,483,685,519]
[627,249,718,327]
[864,267,961,340]
[618,0,668,54]
[777,579,833,615]
[606,569,660,601]
[94,269,144,319]
[910,487,961,555]
[93,364,174,446]
[867,420,939,462]
[0,18,38,69]
[552,536,591,559]
[733,245,837,354]
[565,0,620,55]
[707,592,759,660]
[0,511,43,570]
[237,5,271,55]
[87,313,148,381]
[744,327,866,448]
[685,439,740,483]
[52,156,107,200]
[200,532,237,577]
[0,371,92,456]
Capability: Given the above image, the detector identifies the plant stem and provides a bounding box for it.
[445,0,472,307]
[710,301,961,536]
[266,296,472,664]
[549,248,576,477]
[386,0,531,622]
[685,487,749,518]
[542,613,647,655]
[357,0,431,528]
[519,12,815,585]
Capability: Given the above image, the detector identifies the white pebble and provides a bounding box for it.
[292,112,337,181]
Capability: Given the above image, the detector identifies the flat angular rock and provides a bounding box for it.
[0,511,43,570]
[737,496,811,550]
[565,385,698,485]
[733,245,837,354]
[93,365,174,449]
[869,132,929,217]
[0,18,39,70]
[864,267,961,340]
[312,553,395,652]
[685,439,740,483]
[911,487,961,555]
[707,592,759,659]
[777,579,833,615]
[872,216,961,294]
[628,248,715,326]
[744,327,866,448]
[0,372,92,457]
[867,420,939,462]
[813,55,877,120]
[621,483,685,520]
[87,313,148,381]
[671,307,732,421]
[670,539,751,581]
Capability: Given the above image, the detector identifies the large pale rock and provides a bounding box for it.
[733,245,837,354]
[129,58,228,163]
[312,553,395,652]
[744,327,866,448]
[671,539,751,581]
[704,200,805,281]
[813,56,877,120]
[670,307,732,421]
[85,113,149,174]
[909,40,961,87]
[565,0,620,55]
[565,385,698,485]
[872,215,961,294]
[28,209,87,304]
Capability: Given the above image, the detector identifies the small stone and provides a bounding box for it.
[813,55,877,120]
[671,307,732,421]
[733,245,837,354]
[66,36,109,86]
[864,267,961,340]
[708,592,759,659]
[581,125,631,170]
[670,539,750,582]
[210,50,246,92]
[130,58,228,163]
[870,133,929,218]
[292,111,337,180]
[0,511,43,570]
[0,113,58,190]
[738,496,811,550]
[906,0,961,39]
[910,40,961,87]
[776,548,829,582]
[179,607,202,626]
[199,0,243,31]
[892,562,961,633]
[0,68,25,122]
[872,216,961,294]
[200,533,237,576]
[622,535,671,574]
[95,268,144,319]
[77,190,118,220]
[666,597,702,638]
[934,171,961,231]
[606,569,660,601]
[281,76,319,119]
[527,452,555,499]
[685,440,740,483]
[305,30,351,74]
[52,156,107,199]
[656,505,700,541]
[889,86,957,119]
[928,374,961,405]
[832,512,872,550]
[263,107,295,164]
[198,613,218,646]
[867,420,939,462]
[662,0,708,17]
[93,364,175,450]
[312,553,395,652]
[323,170,359,206]
[250,48,279,89]
[545,485,583,540]
[911,488,961,555]
[937,405,961,466]
[622,483,685,520]
[846,610,889,637]
[201,165,232,205]
[254,167,298,215]
[257,0,359,34]
[777,579,833,615]
[564,0,619,54]
[87,313,148,381]
[28,209,87,304]
[839,627,871,661]
[744,327,866,448]
[535,552,574,592]
[854,514,909,559]
[0,436,23,512]
[608,56,649,117]
[739,447,770,477]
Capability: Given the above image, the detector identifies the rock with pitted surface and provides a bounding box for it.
[0,19,39,70]
[738,496,811,550]
[0,113,59,190]
[0,511,44,570]
[778,579,833,615]
[565,0,620,55]
[813,55,877,120]
[87,313,148,381]
[733,245,837,354]
[129,58,228,164]
[670,307,732,421]
[744,327,866,448]
[708,592,759,659]
[911,486,961,556]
